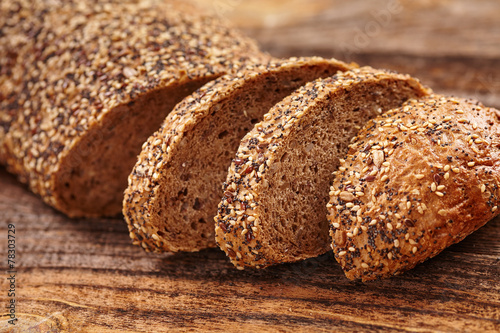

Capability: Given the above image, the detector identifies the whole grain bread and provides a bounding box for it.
[123,57,354,252]
[0,0,267,217]
[215,67,430,269]
[327,94,500,281]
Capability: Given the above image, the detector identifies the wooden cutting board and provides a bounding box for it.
[1,0,499,331]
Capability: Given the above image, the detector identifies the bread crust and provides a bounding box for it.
[214,67,430,269]
[0,0,265,217]
[123,57,354,252]
[327,95,500,281]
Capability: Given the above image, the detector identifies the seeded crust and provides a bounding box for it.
[214,67,431,269]
[123,57,354,252]
[0,0,266,217]
[327,95,500,281]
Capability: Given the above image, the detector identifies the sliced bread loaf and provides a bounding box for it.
[215,67,430,269]
[0,0,266,217]
[123,57,354,252]
[327,95,500,281]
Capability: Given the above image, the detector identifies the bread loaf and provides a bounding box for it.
[0,0,266,217]
[123,57,354,252]
[327,95,500,281]
[214,67,430,269]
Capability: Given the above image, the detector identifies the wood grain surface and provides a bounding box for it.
[1,0,500,332]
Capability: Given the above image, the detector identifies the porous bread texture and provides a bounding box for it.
[328,95,500,281]
[123,57,354,253]
[215,67,431,269]
[0,0,266,217]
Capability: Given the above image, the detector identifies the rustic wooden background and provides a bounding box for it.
[1,0,500,332]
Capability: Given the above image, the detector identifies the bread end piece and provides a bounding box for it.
[328,95,500,281]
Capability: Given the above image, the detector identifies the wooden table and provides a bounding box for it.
[1,0,499,331]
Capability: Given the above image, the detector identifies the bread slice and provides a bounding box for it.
[327,95,500,281]
[0,0,266,217]
[123,57,354,252]
[215,67,431,269]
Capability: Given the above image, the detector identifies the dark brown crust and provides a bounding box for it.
[123,57,355,253]
[214,67,431,270]
[0,0,265,217]
[327,95,500,281]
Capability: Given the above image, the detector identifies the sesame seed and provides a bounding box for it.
[386,222,393,230]
[415,174,425,179]
[338,251,347,257]
[332,223,340,228]
[369,219,378,225]
[438,209,447,216]
[431,182,437,192]
[406,201,411,209]
[444,165,450,172]
[348,247,356,252]
[381,175,389,182]
[481,184,486,193]
[356,191,365,197]
[437,185,445,191]
[346,203,354,208]
[468,162,475,167]
[347,232,354,238]
[412,246,418,254]
[361,263,369,269]
[444,172,450,180]
[388,252,393,260]
[339,166,347,171]
[493,206,498,212]
[394,239,400,247]
[326,203,333,208]
[452,167,460,173]
[435,191,444,197]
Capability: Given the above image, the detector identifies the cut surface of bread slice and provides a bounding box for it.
[0,0,266,217]
[215,67,431,269]
[123,57,354,252]
[327,95,500,281]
